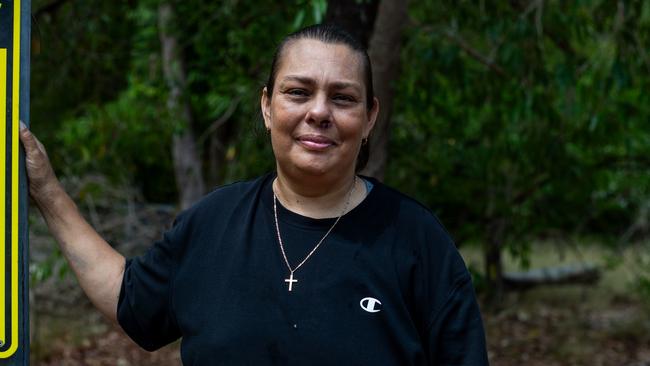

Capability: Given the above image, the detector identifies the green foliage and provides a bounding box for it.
[31,0,137,146]
[55,78,175,200]
[467,263,487,294]
[388,1,650,266]
[30,247,70,285]
[634,244,650,304]
[638,275,650,304]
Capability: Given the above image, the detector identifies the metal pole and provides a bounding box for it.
[0,0,30,364]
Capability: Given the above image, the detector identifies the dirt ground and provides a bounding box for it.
[485,292,650,365]
[34,325,181,366]
[26,197,650,365]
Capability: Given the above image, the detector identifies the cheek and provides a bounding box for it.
[271,101,303,129]
[269,107,299,147]
[336,111,368,137]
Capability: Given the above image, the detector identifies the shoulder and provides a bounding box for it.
[366,178,469,279]
[367,178,454,243]
[196,173,271,210]
[149,173,272,260]
[176,173,272,225]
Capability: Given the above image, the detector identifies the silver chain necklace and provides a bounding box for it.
[273,177,356,292]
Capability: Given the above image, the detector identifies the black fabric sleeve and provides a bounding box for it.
[410,210,489,365]
[117,213,188,351]
[426,275,489,365]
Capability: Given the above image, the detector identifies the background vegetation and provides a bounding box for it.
[28,0,650,364]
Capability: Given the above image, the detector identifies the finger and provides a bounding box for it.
[18,121,43,155]
[20,121,47,155]
[19,121,35,146]
[34,137,48,158]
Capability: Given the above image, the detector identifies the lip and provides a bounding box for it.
[296,134,337,151]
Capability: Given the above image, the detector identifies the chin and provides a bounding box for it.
[289,155,338,176]
[294,162,331,176]
[277,146,355,178]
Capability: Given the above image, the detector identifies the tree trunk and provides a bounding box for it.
[206,115,236,188]
[324,0,379,48]
[201,96,239,188]
[158,3,205,209]
[361,0,409,180]
[483,170,508,305]
[484,219,505,305]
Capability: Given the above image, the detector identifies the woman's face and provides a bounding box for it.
[262,39,378,179]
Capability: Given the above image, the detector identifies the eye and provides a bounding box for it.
[333,94,357,104]
[286,88,309,97]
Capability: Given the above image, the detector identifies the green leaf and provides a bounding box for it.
[292,9,306,31]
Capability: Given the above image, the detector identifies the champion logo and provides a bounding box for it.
[359,297,382,313]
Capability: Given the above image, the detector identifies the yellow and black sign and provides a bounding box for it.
[0,0,29,364]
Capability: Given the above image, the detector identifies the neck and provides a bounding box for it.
[274,168,361,219]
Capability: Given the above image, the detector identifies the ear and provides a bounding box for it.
[261,87,272,130]
[364,97,379,138]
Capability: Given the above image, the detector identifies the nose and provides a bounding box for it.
[305,93,331,129]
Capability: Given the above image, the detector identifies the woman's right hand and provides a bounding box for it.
[19,121,63,200]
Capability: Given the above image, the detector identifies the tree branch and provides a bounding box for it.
[197,96,240,146]
[509,0,578,57]
[442,30,510,78]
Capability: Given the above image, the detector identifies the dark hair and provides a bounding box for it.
[265,24,374,171]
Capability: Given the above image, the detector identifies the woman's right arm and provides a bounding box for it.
[19,123,125,323]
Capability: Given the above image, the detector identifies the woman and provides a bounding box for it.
[21,24,488,365]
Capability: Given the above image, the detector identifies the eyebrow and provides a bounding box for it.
[279,75,362,93]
